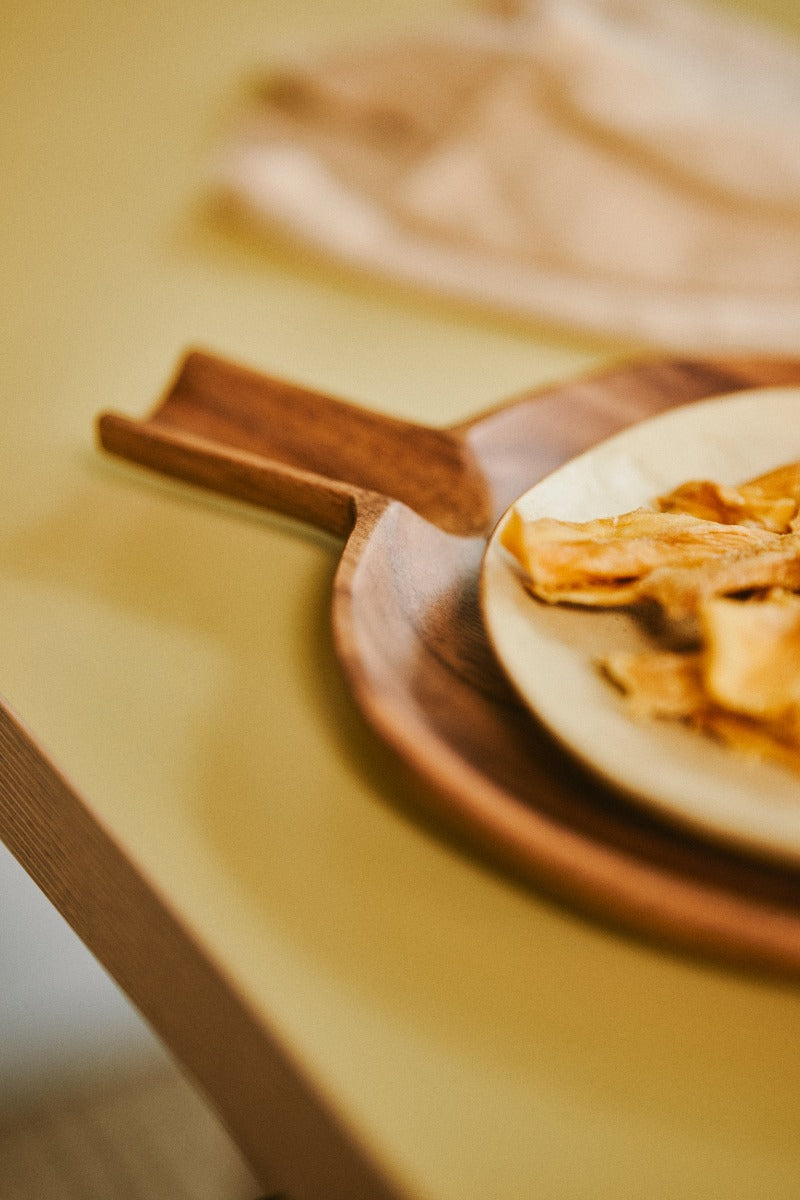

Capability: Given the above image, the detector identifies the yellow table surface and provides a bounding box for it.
[3,1,800,1197]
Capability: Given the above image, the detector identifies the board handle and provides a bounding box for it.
[98,350,492,537]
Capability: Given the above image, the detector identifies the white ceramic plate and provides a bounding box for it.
[481,387,800,866]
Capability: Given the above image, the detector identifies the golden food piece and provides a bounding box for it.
[702,591,800,719]
[740,460,800,525]
[504,457,800,775]
[657,460,800,532]
[697,709,800,775]
[656,480,797,531]
[638,537,800,623]
[602,642,800,774]
[501,506,779,606]
[599,649,706,718]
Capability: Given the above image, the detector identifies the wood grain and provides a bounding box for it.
[97,350,800,975]
[99,351,492,537]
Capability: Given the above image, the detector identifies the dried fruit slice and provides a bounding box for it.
[638,537,800,622]
[600,649,706,718]
[599,639,800,775]
[697,710,800,775]
[504,457,800,776]
[702,591,800,719]
[657,460,800,532]
[501,505,780,606]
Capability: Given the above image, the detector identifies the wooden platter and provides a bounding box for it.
[98,350,800,978]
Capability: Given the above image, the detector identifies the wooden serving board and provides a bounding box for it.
[99,350,800,977]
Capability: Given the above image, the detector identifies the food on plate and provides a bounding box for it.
[602,595,800,771]
[502,459,800,773]
[703,590,800,719]
[636,540,800,623]
[600,649,706,718]
[656,459,800,532]
[499,506,780,607]
[696,707,800,776]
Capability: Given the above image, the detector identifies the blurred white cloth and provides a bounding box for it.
[215,0,800,351]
